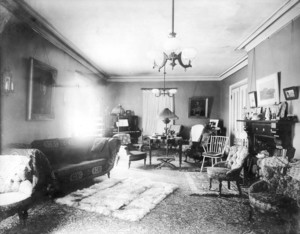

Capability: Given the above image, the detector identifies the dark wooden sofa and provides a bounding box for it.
[30,137,121,189]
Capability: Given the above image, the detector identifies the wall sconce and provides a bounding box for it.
[1,68,14,95]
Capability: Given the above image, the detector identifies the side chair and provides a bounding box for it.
[200,136,229,172]
[207,145,248,196]
[183,124,207,162]
[112,133,147,168]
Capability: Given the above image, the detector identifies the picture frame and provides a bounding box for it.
[27,57,57,120]
[256,72,280,106]
[248,91,257,108]
[188,97,208,118]
[209,119,219,128]
[283,86,299,100]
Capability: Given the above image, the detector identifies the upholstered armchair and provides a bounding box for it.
[113,133,147,168]
[206,145,248,196]
[0,149,56,226]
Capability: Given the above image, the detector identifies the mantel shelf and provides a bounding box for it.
[237,119,297,124]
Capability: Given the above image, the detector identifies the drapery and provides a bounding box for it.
[142,90,174,136]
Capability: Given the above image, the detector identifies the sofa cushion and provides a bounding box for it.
[0,192,31,206]
[0,155,31,194]
[54,159,107,184]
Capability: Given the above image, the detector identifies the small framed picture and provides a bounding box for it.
[188,97,208,118]
[283,86,298,100]
[249,91,257,108]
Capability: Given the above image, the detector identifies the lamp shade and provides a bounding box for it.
[158,108,178,120]
[111,104,125,115]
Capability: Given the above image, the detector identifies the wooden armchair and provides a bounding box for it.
[113,133,147,168]
[206,145,248,196]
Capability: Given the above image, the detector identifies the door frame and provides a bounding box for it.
[228,78,247,145]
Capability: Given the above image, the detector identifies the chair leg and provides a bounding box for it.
[107,171,110,178]
[144,158,146,166]
[209,178,212,190]
[227,181,230,189]
[200,156,206,172]
[128,160,131,169]
[218,180,222,195]
[236,180,242,196]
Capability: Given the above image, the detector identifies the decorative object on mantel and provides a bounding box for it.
[150,0,196,72]
[256,72,280,107]
[283,86,299,100]
[1,67,14,95]
[248,91,257,108]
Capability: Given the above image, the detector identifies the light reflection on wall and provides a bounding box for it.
[64,85,101,137]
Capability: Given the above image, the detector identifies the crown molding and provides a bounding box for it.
[108,75,220,82]
[237,0,300,52]
[109,56,248,82]
[0,0,108,80]
[218,56,248,80]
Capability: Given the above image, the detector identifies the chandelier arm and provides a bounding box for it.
[157,53,169,72]
[177,52,192,69]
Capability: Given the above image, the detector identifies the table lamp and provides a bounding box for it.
[158,108,178,136]
[111,104,125,133]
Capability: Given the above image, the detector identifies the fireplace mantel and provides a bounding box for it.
[237,119,296,156]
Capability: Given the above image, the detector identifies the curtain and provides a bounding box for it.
[142,90,174,136]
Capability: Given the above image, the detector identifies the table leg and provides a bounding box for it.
[149,144,152,165]
[179,143,182,168]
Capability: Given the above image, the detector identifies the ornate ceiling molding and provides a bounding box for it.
[0,0,108,80]
[237,0,300,52]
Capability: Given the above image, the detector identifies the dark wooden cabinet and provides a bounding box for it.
[237,120,295,156]
[237,119,296,183]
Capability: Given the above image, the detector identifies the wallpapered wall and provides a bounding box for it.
[0,21,107,149]
[107,81,221,139]
[247,17,300,158]
[221,17,300,158]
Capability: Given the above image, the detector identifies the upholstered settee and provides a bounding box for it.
[30,137,121,188]
[0,149,55,225]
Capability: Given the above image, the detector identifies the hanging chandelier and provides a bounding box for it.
[153,0,197,72]
[151,66,177,97]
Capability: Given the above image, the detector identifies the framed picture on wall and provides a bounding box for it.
[27,57,57,121]
[188,97,208,118]
[256,72,280,106]
[248,91,257,108]
[283,86,299,100]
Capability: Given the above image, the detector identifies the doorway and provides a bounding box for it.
[229,79,248,145]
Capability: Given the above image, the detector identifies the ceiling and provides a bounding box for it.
[18,0,289,80]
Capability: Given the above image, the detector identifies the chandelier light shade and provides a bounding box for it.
[153,0,197,72]
[151,66,177,97]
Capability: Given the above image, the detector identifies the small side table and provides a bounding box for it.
[148,136,183,168]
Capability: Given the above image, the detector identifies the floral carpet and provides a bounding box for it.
[0,153,298,234]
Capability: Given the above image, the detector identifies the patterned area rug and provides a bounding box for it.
[55,177,178,221]
[184,172,243,196]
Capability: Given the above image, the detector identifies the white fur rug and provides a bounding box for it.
[55,178,178,221]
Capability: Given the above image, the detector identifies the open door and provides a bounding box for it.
[229,79,248,145]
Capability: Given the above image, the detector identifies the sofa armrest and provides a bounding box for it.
[106,138,121,171]
[7,148,57,195]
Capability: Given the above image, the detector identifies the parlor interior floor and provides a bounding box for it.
[0,152,298,234]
